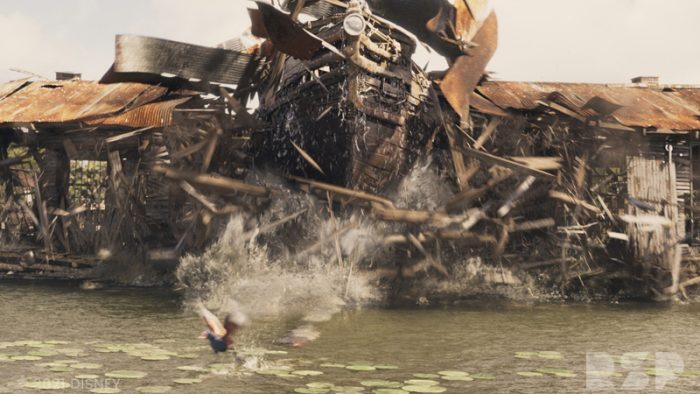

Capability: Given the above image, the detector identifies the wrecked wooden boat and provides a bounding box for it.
[255,1,436,192]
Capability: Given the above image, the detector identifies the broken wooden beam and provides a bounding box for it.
[153,165,270,197]
[456,146,555,179]
[549,190,601,214]
[290,176,394,208]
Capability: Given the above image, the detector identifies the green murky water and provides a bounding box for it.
[1,281,700,393]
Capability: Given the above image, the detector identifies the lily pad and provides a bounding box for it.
[72,363,103,369]
[537,351,563,360]
[514,352,539,359]
[645,368,676,377]
[374,364,399,370]
[347,365,376,372]
[306,382,335,389]
[23,381,72,390]
[293,370,324,376]
[175,354,199,359]
[89,389,121,394]
[173,378,202,385]
[141,355,171,361]
[440,375,473,381]
[437,370,469,377]
[320,363,346,368]
[401,385,447,393]
[11,355,43,361]
[361,380,402,388]
[554,372,577,378]
[136,386,172,393]
[28,350,59,357]
[54,359,79,364]
[177,365,207,372]
[586,370,622,378]
[75,374,101,379]
[49,366,75,373]
[105,370,148,379]
[537,368,574,376]
[516,371,544,378]
[44,340,69,345]
[332,386,365,393]
[373,390,409,394]
[412,374,440,379]
[403,380,438,386]
[294,388,330,394]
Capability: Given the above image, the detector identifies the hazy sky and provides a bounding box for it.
[0,0,698,85]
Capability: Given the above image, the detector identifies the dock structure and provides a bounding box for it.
[0,1,699,300]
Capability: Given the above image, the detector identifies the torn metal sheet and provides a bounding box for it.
[253,2,322,60]
[112,35,259,85]
[440,10,498,118]
[0,80,168,125]
[477,81,700,131]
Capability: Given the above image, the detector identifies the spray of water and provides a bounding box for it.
[176,162,543,341]
[176,188,383,327]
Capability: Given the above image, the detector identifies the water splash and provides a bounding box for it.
[176,196,382,327]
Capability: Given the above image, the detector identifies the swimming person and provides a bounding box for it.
[198,300,248,353]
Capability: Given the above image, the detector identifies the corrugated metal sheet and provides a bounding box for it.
[86,97,191,128]
[476,81,700,131]
[0,80,168,125]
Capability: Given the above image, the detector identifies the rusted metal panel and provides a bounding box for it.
[86,97,191,128]
[440,11,498,119]
[476,81,700,131]
[113,35,258,85]
[470,92,508,117]
[0,81,168,125]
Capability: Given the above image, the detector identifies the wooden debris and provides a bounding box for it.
[153,165,269,197]
[549,190,601,214]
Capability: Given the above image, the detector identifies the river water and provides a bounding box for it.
[1,281,699,393]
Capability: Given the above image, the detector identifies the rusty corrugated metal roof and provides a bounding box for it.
[476,81,700,131]
[86,97,191,128]
[0,80,168,125]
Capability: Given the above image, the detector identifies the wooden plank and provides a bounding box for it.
[509,156,562,171]
[153,165,269,197]
[456,145,555,179]
[114,35,256,85]
[290,176,395,208]
[444,123,472,190]
[549,190,601,214]
[105,126,154,144]
[473,117,501,150]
